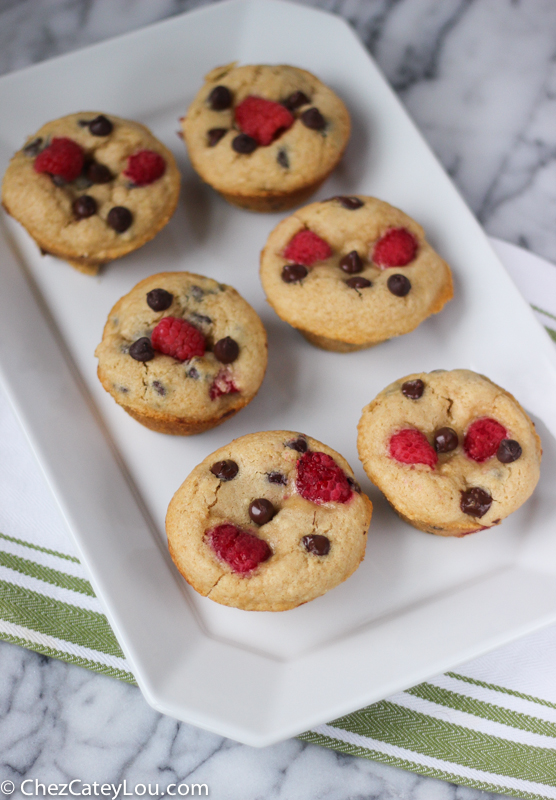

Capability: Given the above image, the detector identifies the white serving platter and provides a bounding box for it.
[1,0,556,747]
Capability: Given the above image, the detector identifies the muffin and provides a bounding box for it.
[2,113,180,274]
[95,272,267,434]
[166,431,372,610]
[259,195,453,351]
[181,63,351,212]
[357,369,542,536]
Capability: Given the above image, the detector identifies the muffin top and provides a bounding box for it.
[182,63,351,197]
[2,112,180,265]
[95,272,267,425]
[357,369,542,535]
[166,431,372,611]
[259,195,453,346]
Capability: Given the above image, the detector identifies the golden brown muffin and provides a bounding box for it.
[166,431,372,610]
[357,369,542,536]
[2,113,180,274]
[260,195,453,351]
[95,272,267,434]
[181,63,351,212]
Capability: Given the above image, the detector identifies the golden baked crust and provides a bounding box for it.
[95,272,267,434]
[182,64,351,212]
[357,369,542,536]
[166,431,373,611]
[260,195,453,350]
[2,112,180,273]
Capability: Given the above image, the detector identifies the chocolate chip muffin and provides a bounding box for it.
[95,272,267,434]
[357,369,542,536]
[2,113,180,274]
[166,431,372,610]
[259,195,454,351]
[181,63,351,212]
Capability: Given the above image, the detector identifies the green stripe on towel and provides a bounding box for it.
[0,531,80,563]
[0,631,135,684]
[0,550,94,596]
[298,730,553,800]
[328,700,556,784]
[0,582,124,658]
[407,682,556,738]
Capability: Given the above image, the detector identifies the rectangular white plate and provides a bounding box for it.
[1,0,556,747]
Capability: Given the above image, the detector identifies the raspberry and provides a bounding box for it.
[283,230,332,266]
[34,137,84,182]
[464,418,507,463]
[296,451,352,504]
[209,369,239,400]
[389,429,437,469]
[151,317,205,361]
[123,150,166,186]
[206,523,271,575]
[373,227,418,268]
[235,95,294,146]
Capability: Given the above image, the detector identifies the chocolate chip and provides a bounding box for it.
[346,276,372,290]
[249,498,276,525]
[207,128,227,147]
[302,534,330,556]
[277,148,289,168]
[86,162,112,184]
[282,264,308,283]
[401,379,424,399]
[460,487,492,518]
[340,251,363,274]
[268,472,287,485]
[147,288,173,311]
[23,137,43,156]
[387,274,411,296]
[214,337,239,364]
[152,380,166,396]
[434,427,459,453]
[72,195,97,220]
[208,85,232,110]
[335,196,364,210]
[210,460,238,481]
[187,367,199,379]
[129,337,154,362]
[191,286,204,301]
[283,90,309,111]
[301,107,326,130]
[51,175,67,187]
[497,439,522,463]
[107,206,132,232]
[287,436,308,453]
[89,115,113,136]
[232,134,257,154]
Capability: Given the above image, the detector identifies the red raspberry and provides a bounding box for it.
[33,137,84,182]
[123,150,166,186]
[373,227,418,268]
[389,429,437,469]
[296,451,352,504]
[206,523,271,575]
[151,317,205,361]
[235,95,294,146]
[283,230,332,266]
[209,369,239,400]
[464,418,507,463]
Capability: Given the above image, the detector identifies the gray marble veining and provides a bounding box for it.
[1,0,554,798]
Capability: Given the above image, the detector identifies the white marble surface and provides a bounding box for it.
[0,0,555,798]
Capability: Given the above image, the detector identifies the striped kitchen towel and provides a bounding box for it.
[1,238,555,799]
